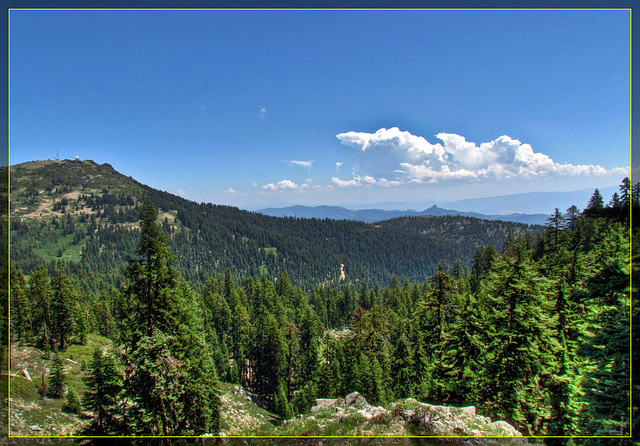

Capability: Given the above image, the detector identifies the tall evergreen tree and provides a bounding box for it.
[546,208,565,248]
[119,198,220,435]
[83,348,124,434]
[10,267,31,341]
[50,270,78,350]
[579,258,631,437]
[477,239,559,434]
[48,353,66,398]
[29,266,52,346]
[251,305,285,405]
[391,334,415,398]
[585,189,604,214]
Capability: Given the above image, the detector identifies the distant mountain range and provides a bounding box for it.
[7,159,542,287]
[256,204,550,225]
[251,185,621,224]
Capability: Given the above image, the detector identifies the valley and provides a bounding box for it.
[2,159,636,440]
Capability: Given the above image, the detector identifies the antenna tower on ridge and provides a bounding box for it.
[56,148,59,160]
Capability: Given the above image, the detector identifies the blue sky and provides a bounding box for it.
[9,9,631,207]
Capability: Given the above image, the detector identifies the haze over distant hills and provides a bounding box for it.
[256,204,550,225]
[253,187,618,225]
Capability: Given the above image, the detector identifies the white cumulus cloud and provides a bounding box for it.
[336,162,343,169]
[331,175,399,188]
[223,188,238,195]
[177,189,187,196]
[262,179,301,191]
[336,127,627,183]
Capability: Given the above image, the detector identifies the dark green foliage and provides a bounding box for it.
[48,353,66,398]
[9,160,540,294]
[118,199,221,435]
[391,334,414,398]
[435,294,484,404]
[251,305,286,406]
[274,379,293,420]
[10,267,31,341]
[83,348,123,434]
[585,188,605,213]
[122,198,178,343]
[50,270,78,350]
[579,258,631,436]
[28,266,53,346]
[545,280,581,437]
[64,387,82,414]
[6,162,635,438]
[476,236,559,433]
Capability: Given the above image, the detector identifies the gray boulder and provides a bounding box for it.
[345,391,368,407]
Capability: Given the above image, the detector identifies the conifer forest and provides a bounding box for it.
[2,160,637,441]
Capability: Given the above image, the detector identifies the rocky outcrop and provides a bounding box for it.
[308,392,527,441]
[391,398,525,439]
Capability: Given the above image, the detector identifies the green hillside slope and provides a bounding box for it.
[7,159,539,291]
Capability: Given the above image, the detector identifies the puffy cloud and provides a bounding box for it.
[262,179,300,191]
[286,160,313,168]
[223,187,238,195]
[258,105,267,118]
[336,162,343,169]
[336,127,627,183]
[331,175,400,188]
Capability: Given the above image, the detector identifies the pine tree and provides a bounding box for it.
[64,387,82,414]
[391,334,415,398]
[619,177,631,208]
[545,279,580,437]
[299,308,321,384]
[50,270,77,350]
[609,192,621,209]
[251,305,285,405]
[274,379,293,420]
[585,189,604,214]
[317,336,344,398]
[48,353,66,398]
[122,198,178,345]
[436,294,484,404]
[477,240,559,434]
[10,268,31,341]
[546,208,565,248]
[579,257,631,437]
[29,266,52,346]
[564,205,581,233]
[119,198,221,435]
[429,263,454,341]
[83,348,123,434]
[231,303,251,386]
[470,245,498,293]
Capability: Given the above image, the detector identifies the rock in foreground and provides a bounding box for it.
[296,392,527,441]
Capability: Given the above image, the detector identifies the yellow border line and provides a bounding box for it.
[5,7,634,440]
[7,7,11,439]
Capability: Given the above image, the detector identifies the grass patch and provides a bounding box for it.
[32,233,87,262]
[8,376,39,400]
[64,334,113,367]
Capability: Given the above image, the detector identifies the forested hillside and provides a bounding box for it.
[3,161,636,440]
[6,159,538,291]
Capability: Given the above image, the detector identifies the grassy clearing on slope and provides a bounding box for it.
[7,335,112,436]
